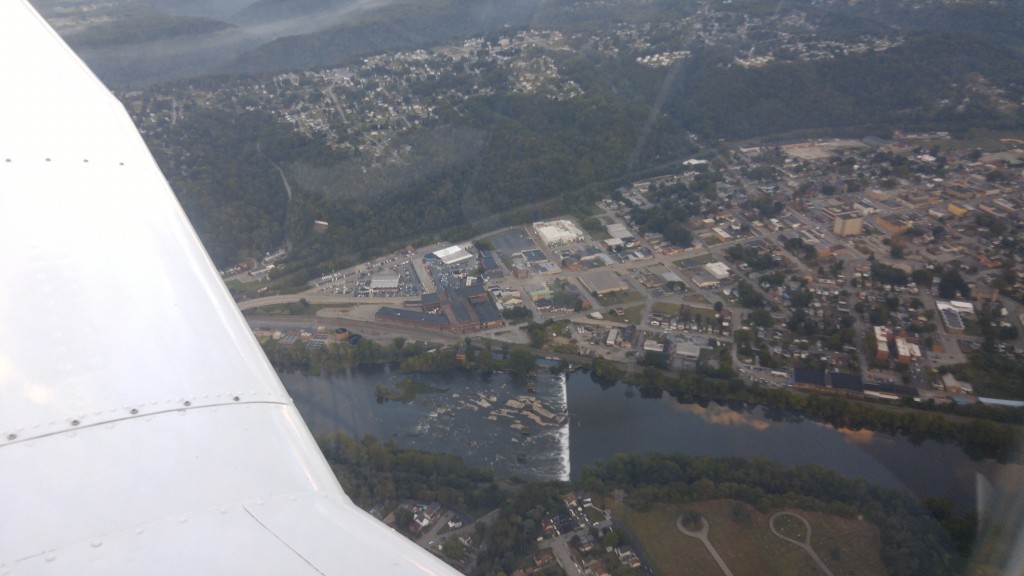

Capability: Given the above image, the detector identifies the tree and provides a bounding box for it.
[731,502,752,524]
[442,537,465,560]
[938,269,970,300]
[508,348,537,377]
[750,308,773,327]
[394,508,414,533]
[912,268,934,287]
[680,509,702,530]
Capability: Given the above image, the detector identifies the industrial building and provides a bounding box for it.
[578,271,629,296]
[936,300,973,334]
[672,341,701,370]
[479,251,503,279]
[534,220,585,246]
[704,262,731,280]
[428,245,474,265]
[606,222,634,241]
[692,274,721,289]
[368,272,401,296]
[376,282,502,333]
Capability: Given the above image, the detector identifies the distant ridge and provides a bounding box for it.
[231,0,549,73]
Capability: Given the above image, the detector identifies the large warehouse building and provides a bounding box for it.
[428,245,474,265]
[376,282,503,333]
[534,220,585,246]
[579,271,629,295]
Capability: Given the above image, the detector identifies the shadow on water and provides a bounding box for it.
[280,366,1019,511]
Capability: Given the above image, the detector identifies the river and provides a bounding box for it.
[279,366,1020,511]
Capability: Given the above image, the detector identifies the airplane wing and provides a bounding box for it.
[0,2,460,574]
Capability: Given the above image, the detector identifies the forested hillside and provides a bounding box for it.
[667,33,1024,140]
[129,0,1023,275]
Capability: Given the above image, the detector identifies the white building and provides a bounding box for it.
[704,262,731,280]
[606,222,633,241]
[643,340,664,352]
[431,245,473,265]
[534,220,585,246]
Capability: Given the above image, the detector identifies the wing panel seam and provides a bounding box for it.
[1,400,292,447]
[244,504,327,576]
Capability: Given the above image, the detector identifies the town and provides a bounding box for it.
[115,0,1024,414]
[124,2,909,172]
[237,134,1024,413]
[376,490,641,575]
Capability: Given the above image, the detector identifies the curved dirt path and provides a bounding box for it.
[769,512,834,576]
[676,515,734,576]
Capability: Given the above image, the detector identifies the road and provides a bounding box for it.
[238,294,407,311]
[256,141,293,251]
[244,314,463,345]
[544,533,584,576]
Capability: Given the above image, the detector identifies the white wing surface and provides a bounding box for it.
[0,2,459,574]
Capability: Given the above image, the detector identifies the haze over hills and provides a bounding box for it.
[36,0,1024,89]
[35,0,554,87]
[80,0,1023,274]
[33,0,1024,276]
[34,0,411,86]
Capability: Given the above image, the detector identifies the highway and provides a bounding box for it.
[238,294,407,311]
[244,314,463,345]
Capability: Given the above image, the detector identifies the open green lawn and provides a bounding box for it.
[609,499,883,576]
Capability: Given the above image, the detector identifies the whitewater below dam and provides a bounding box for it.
[280,366,1021,511]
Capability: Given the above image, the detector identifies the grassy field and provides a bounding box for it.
[619,305,645,325]
[772,513,808,541]
[596,289,645,307]
[681,293,711,305]
[675,253,716,269]
[609,499,883,576]
[651,301,681,316]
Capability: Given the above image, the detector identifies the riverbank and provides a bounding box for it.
[590,356,1021,464]
[261,334,1021,464]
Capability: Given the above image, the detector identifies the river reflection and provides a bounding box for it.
[566,371,1022,512]
[279,366,1018,511]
